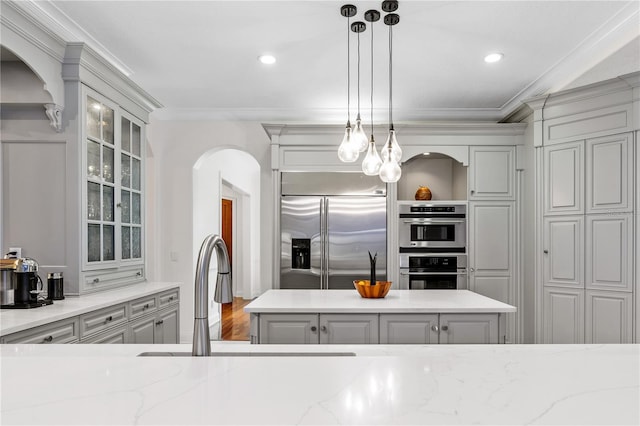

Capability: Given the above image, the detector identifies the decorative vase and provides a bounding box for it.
[368,251,377,286]
[415,185,432,200]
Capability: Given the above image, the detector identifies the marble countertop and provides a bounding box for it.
[0,282,181,336]
[245,289,517,313]
[0,342,637,425]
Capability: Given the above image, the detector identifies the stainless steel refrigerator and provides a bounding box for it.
[280,172,386,290]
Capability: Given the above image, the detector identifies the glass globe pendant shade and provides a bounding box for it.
[337,124,359,163]
[379,147,402,183]
[380,128,402,163]
[361,136,382,176]
[352,116,369,153]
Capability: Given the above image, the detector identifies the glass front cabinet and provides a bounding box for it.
[82,88,145,291]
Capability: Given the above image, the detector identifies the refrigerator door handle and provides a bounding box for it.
[324,198,329,289]
[319,198,325,290]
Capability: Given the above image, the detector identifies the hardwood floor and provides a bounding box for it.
[221,297,252,341]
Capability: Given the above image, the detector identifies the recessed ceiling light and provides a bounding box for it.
[484,53,504,63]
[258,55,276,65]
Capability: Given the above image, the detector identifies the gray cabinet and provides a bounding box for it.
[379,314,439,344]
[258,314,318,344]
[469,201,515,342]
[1,317,80,344]
[543,216,584,288]
[439,314,499,344]
[1,287,180,345]
[585,290,633,344]
[319,314,378,344]
[544,141,584,215]
[257,312,504,344]
[81,324,128,344]
[585,214,632,292]
[468,146,515,200]
[586,134,633,213]
[129,314,156,344]
[543,287,584,344]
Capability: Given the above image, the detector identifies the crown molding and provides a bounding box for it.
[499,1,640,119]
[7,0,134,77]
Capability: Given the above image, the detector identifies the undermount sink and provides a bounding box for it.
[137,351,356,357]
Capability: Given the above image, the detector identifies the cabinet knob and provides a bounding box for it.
[469,267,475,272]
[43,335,53,343]
[105,315,113,323]
[431,325,439,332]
[93,278,100,283]
[116,203,122,208]
[441,325,449,332]
[321,326,327,333]
[543,250,549,254]
[144,303,150,309]
[310,326,317,332]
[156,320,164,326]
[470,190,475,195]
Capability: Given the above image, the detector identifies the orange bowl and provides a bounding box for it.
[353,280,392,298]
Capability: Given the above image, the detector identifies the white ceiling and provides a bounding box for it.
[11,1,640,122]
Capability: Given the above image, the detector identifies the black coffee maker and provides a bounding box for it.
[10,258,50,308]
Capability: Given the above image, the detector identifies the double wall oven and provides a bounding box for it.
[399,203,467,290]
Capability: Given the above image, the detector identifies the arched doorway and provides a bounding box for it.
[193,148,260,340]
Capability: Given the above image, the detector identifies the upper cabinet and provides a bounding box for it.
[82,89,145,290]
[586,134,633,213]
[544,142,584,215]
[468,146,515,200]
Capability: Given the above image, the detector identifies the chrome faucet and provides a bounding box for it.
[192,234,233,356]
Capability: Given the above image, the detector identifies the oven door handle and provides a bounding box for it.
[399,271,468,276]
[402,218,466,224]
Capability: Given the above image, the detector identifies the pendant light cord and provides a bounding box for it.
[357,31,361,118]
[370,19,374,136]
[388,23,393,129]
[347,15,351,121]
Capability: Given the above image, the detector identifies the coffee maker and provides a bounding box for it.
[1,257,52,309]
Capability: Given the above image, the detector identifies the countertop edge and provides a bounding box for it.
[0,282,181,336]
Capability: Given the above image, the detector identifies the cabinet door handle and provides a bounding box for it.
[43,335,53,343]
[310,326,317,332]
[143,303,150,309]
[543,250,549,254]
[431,325,439,332]
[156,320,164,325]
[321,326,327,333]
[105,315,113,323]
[441,325,449,332]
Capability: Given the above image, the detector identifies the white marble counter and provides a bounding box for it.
[245,289,517,313]
[0,282,180,336]
[0,343,637,425]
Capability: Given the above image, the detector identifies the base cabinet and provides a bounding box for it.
[128,305,179,344]
[585,290,633,344]
[256,312,503,344]
[258,314,378,344]
[439,314,499,344]
[81,324,129,344]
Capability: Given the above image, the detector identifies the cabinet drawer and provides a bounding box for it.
[80,324,129,344]
[2,317,80,344]
[129,296,157,319]
[80,303,127,338]
[158,289,179,309]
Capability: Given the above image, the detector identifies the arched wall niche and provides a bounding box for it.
[398,150,468,201]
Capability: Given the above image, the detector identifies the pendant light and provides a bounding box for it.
[379,3,402,183]
[337,4,359,163]
[361,9,382,176]
[352,21,369,153]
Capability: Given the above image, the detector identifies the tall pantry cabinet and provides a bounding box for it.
[527,72,639,344]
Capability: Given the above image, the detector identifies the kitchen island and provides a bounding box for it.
[245,289,517,344]
[1,343,637,425]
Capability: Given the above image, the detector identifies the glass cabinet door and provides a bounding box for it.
[86,96,116,263]
[120,115,143,261]
[84,91,144,269]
